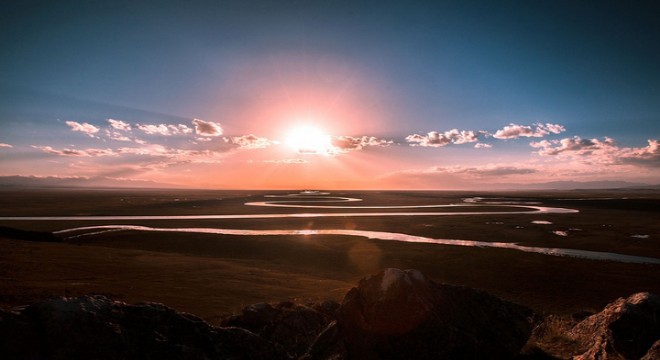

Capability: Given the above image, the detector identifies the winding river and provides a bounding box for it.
[4,192,660,265]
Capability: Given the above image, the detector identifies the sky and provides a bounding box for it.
[1,0,659,189]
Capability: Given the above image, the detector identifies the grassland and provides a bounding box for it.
[1,188,658,322]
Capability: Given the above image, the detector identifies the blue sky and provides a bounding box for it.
[1,0,659,189]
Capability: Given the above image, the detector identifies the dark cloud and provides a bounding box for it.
[192,118,223,137]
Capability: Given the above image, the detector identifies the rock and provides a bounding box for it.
[222,300,338,358]
[569,292,660,360]
[0,295,290,360]
[642,339,660,360]
[306,268,535,359]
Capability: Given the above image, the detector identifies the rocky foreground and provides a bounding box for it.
[1,268,659,359]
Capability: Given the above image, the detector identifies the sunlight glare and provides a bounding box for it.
[285,125,334,155]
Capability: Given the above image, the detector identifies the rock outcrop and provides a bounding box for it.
[0,295,289,360]
[222,300,339,358]
[642,340,660,360]
[305,268,535,359]
[569,292,660,360]
[3,269,657,360]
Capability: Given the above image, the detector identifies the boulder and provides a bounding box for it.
[306,268,535,359]
[569,292,660,360]
[222,300,338,358]
[641,339,660,360]
[0,295,289,360]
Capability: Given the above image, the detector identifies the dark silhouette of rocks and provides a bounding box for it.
[642,340,660,360]
[304,268,535,359]
[0,295,289,360]
[1,269,658,359]
[568,292,660,360]
[222,300,339,358]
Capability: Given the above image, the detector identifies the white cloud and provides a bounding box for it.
[116,144,227,164]
[116,144,170,156]
[264,159,308,164]
[406,129,478,147]
[136,123,193,136]
[493,123,565,139]
[435,165,538,177]
[175,124,193,134]
[33,145,116,157]
[192,118,223,137]
[104,130,132,142]
[474,143,492,149]
[0,143,13,148]
[107,119,132,131]
[531,137,660,167]
[543,123,566,134]
[530,136,615,156]
[330,135,393,152]
[66,121,100,137]
[230,134,277,149]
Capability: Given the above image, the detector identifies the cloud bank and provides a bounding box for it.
[531,137,660,167]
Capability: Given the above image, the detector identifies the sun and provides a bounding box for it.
[285,125,334,155]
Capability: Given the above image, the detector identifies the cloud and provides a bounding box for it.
[436,165,538,177]
[65,121,100,137]
[104,130,132,142]
[474,143,492,149]
[33,145,116,157]
[136,123,193,136]
[406,129,478,147]
[115,144,227,165]
[330,135,393,152]
[107,119,132,131]
[33,143,223,164]
[621,139,660,166]
[264,159,308,164]
[378,163,544,190]
[493,123,565,139]
[532,137,660,167]
[116,144,170,156]
[229,134,277,149]
[530,136,616,156]
[0,143,13,148]
[192,118,223,137]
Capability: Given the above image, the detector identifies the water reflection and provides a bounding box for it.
[55,225,660,265]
